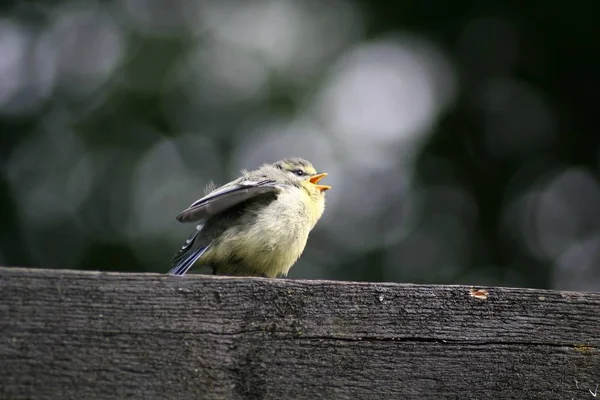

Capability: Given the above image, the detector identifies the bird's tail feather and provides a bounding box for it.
[167,245,210,276]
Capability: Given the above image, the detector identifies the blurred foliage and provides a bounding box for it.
[1,0,600,291]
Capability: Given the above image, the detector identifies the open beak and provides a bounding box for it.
[309,172,331,192]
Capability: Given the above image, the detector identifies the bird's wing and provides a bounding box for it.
[176,179,284,223]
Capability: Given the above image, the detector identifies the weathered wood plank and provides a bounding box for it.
[0,267,599,399]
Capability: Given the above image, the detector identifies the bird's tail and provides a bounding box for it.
[167,245,210,276]
[168,223,209,276]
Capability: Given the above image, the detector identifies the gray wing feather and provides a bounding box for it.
[176,179,282,223]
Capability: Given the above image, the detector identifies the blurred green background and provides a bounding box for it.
[1,0,599,291]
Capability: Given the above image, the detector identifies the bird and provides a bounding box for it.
[167,157,331,278]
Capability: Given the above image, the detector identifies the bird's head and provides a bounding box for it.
[274,157,331,193]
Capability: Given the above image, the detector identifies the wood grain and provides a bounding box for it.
[1,267,599,399]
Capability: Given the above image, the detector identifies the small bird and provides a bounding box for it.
[168,157,331,278]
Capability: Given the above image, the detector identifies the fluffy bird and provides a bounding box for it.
[168,157,331,278]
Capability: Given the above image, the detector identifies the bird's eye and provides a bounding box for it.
[292,169,305,176]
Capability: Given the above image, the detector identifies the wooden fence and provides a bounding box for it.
[1,267,599,399]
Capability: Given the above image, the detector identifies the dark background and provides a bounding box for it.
[1,0,599,291]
